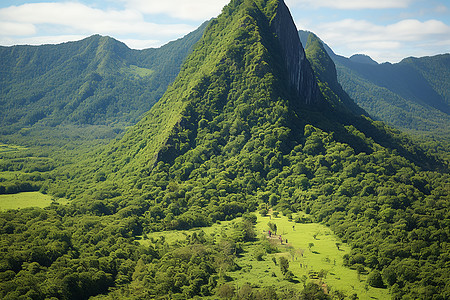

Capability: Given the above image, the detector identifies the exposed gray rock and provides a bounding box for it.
[270,0,321,105]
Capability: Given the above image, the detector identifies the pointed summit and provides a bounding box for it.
[304,32,366,115]
[270,0,320,104]
[58,0,442,207]
[79,0,325,182]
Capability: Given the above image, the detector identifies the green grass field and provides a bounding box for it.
[0,192,68,210]
[140,212,390,299]
[250,212,390,299]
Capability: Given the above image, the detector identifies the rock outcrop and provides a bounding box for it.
[270,0,321,105]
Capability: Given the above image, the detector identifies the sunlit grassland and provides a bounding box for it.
[0,192,68,210]
[252,213,390,299]
[139,212,390,299]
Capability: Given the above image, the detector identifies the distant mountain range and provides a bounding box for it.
[299,30,450,139]
[0,23,206,135]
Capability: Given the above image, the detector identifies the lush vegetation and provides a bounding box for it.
[0,23,206,143]
[0,0,448,299]
[0,24,206,195]
[299,31,450,162]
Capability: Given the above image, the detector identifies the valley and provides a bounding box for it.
[0,0,448,299]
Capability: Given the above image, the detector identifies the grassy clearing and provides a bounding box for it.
[139,213,390,299]
[0,192,68,210]
[138,219,236,246]
[121,65,154,78]
[252,212,390,299]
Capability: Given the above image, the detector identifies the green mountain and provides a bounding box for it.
[0,24,206,135]
[303,33,366,116]
[0,1,448,299]
[299,30,450,140]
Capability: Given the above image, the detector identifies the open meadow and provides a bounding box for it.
[0,191,67,210]
[140,212,390,299]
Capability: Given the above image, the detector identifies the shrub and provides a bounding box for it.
[367,270,385,288]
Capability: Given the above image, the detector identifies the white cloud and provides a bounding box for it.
[286,0,414,10]
[0,21,36,36]
[120,0,229,20]
[0,3,139,28]
[120,38,161,49]
[0,34,87,46]
[0,2,195,39]
[386,19,450,40]
[305,18,450,62]
[317,18,450,43]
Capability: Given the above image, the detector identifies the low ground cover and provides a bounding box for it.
[0,191,67,210]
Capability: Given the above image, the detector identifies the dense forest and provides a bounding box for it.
[299,30,450,161]
[0,0,449,299]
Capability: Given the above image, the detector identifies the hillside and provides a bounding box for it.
[0,0,448,299]
[299,30,450,141]
[0,23,207,188]
[0,23,206,136]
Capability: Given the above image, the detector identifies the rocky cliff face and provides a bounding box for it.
[270,0,321,105]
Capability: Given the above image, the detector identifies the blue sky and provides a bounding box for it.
[0,0,449,63]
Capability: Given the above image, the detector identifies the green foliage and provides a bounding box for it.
[278,256,289,275]
[259,208,268,216]
[0,208,142,299]
[267,222,277,234]
[367,270,384,288]
[0,26,206,135]
[300,282,330,299]
[217,283,236,299]
[0,1,448,299]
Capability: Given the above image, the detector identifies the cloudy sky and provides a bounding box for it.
[1,0,449,63]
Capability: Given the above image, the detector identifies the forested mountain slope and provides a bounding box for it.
[0,23,206,135]
[0,0,448,299]
[299,30,450,141]
[40,0,448,298]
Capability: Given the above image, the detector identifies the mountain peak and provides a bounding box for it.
[77,0,326,185]
[269,0,321,104]
[349,54,378,65]
[304,32,366,115]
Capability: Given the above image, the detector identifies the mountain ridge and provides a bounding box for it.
[299,30,450,140]
[0,24,207,134]
[51,0,447,200]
